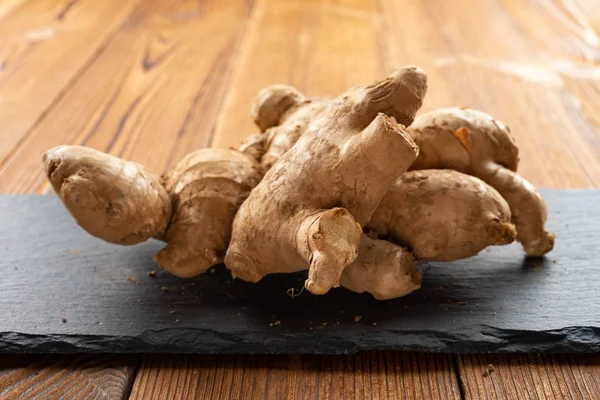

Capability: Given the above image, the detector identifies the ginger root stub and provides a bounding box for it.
[407,107,555,256]
[225,66,427,295]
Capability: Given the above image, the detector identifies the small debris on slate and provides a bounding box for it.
[169,310,176,314]
[61,317,67,323]
[373,322,378,326]
[147,270,156,278]
[482,364,495,377]
[209,268,215,274]
[322,322,327,326]
[161,286,170,292]
[273,320,281,326]
[69,249,80,255]
[287,287,304,298]
[354,316,362,322]
[127,276,138,283]
[489,312,497,315]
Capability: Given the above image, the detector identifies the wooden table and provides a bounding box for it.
[1,0,599,398]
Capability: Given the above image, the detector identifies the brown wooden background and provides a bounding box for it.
[1,0,599,398]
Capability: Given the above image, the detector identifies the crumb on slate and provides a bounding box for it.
[489,312,497,315]
[127,276,138,283]
[147,270,156,277]
[61,317,67,323]
[354,316,362,322]
[322,322,327,326]
[373,322,377,326]
[161,286,170,291]
[69,249,80,255]
[482,364,495,377]
[169,310,176,314]
[210,268,215,274]
[273,320,281,326]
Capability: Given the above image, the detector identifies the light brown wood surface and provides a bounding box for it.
[129,353,461,400]
[0,0,599,398]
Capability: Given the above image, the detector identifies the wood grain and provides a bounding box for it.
[458,354,600,400]
[0,0,142,165]
[129,353,460,399]
[0,355,138,400]
[212,0,386,148]
[0,0,252,194]
[378,0,600,190]
[0,0,599,399]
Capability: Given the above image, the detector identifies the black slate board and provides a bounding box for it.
[1,191,599,354]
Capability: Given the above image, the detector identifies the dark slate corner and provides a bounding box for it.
[1,190,599,354]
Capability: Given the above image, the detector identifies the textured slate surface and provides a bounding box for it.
[0,191,598,354]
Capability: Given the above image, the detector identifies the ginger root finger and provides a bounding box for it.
[245,66,427,170]
[43,145,171,245]
[340,235,421,300]
[226,66,426,295]
[155,148,262,277]
[368,170,516,261]
[407,107,555,256]
[482,166,554,256]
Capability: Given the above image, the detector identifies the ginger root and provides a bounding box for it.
[225,66,427,295]
[407,107,555,256]
[340,235,421,300]
[43,67,557,302]
[368,170,516,261]
[43,146,172,245]
[43,146,261,278]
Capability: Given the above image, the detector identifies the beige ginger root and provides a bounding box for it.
[340,234,421,300]
[154,148,262,277]
[368,170,516,261]
[44,146,172,245]
[407,107,555,256]
[242,70,425,170]
[44,146,261,278]
[225,66,427,295]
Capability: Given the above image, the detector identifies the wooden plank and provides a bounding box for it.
[457,354,600,400]
[0,354,138,400]
[129,353,459,399]
[377,0,600,189]
[0,0,252,194]
[211,0,386,148]
[0,0,142,165]
[1,190,598,355]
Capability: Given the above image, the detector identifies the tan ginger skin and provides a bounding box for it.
[253,99,555,258]
[368,170,516,261]
[225,66,427,295]
[44,146,262,278]
[340,234,421,301]
[42,67,554,301]
[43,66,427,300]
[407,107,555,257]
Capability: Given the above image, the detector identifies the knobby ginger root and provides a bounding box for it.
[340,235,421,300]
[44,146,261,278]
[368,170,516,261]
[225,66,427,295]
[407,107,555,256]
[154,148,262,277]
[44,146,172,245]
[242,67,427,170]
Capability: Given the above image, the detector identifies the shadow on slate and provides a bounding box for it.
[0,190,599,354]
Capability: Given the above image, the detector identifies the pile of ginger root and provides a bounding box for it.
[43,65,555,300]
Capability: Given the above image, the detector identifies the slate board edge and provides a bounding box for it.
[2,325,599,354]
